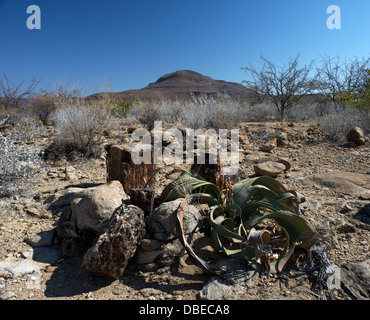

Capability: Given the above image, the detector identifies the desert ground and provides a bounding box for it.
[0,116,369,301]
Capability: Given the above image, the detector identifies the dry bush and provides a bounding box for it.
[242,102,278,122]
[0,117,45,193]
[182,95,245,130]
[157,99,184,123]
[50,97,113,159]
[126,95,245,131]
[29,95,57,125]
[318,107,361,141]
[126,100,162,130]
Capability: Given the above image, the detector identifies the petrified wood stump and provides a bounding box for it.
[130,188,155,216]
[105,144,154,196]
[81,204,146,278]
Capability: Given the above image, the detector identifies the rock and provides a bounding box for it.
[254,161,286,177]
[135,249,163,265]
[199,259,257,300]
[81,203,146,278]
[340,259,370,299]
[198,278,231,300]
[260,138,277,152]
[138,237,162,251]
[346,127,365,146]
[127,125,139,134]
[24,230,55,247]
[45,187,86,207]
[245,152,262,162]
[65,165,78,181]
[71,181,128,239]
[147,198,202,241]
[278,158,292,172]
[336,223,356,234]
[300,171,370,199]
[0,259,40,276]
[276,132,288,147]
[239,133,252,148]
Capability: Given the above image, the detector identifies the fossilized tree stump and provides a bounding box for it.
[105,144,154,196]
[81,204,146,278]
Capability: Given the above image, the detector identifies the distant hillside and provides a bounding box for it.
[88,70,255,101]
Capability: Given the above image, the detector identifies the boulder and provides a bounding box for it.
[300,171,370,199]
[71,181,129,239]
[346,127,366,146]
[254,161,286,177]
[55,181,130,256]
[45,187,86,207]
[340,259,370,299]
[147,198,202,241]
[81,204,146,278]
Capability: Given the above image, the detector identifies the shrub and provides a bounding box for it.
[180,95,245,130]
[29,94,57,125]
[50,99,112,158]
[318,108,361,141]
[0,118,44,193]
[243,102,278,122]
[111,97,139,116]
[126,100,162,131]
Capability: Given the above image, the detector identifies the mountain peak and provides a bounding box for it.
[88,70,255,101]
[154,70,212,84]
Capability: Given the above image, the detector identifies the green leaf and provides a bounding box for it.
[209,206,246,243]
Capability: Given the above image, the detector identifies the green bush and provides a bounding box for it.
[111,97,138,116]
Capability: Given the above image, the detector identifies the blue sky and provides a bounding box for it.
[0,0,369,95]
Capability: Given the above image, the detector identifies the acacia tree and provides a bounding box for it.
[0,72,41,108]
[241,54,317,120]
[315,55,370,113]
[339,69,370,127]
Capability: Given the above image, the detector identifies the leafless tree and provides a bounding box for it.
[0,72,42,108]
[241,54,317,120]
[315,55,370,113]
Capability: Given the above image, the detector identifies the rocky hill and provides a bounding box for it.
[88,70,255,101]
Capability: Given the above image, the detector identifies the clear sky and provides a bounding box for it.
[0,0,369,95]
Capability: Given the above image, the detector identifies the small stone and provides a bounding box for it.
[24,230,55,247]
[138,238,162,251]
[278,158,292,172]
[260,139,277,152]
[44,265,58,273]
[254,161,286,177]
[65,165,78,181]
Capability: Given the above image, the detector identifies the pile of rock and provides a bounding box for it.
[49,176,204,277]
[135,198,203,271]
[50,180,148,278]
